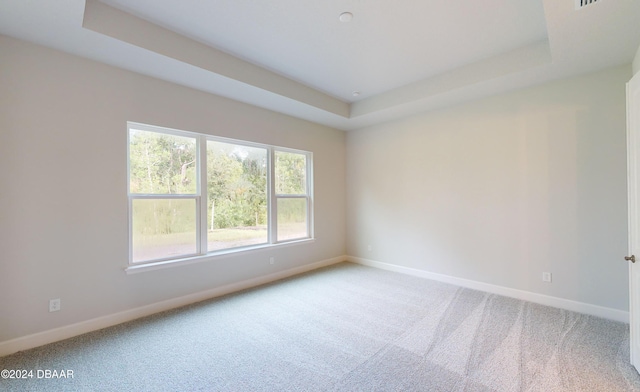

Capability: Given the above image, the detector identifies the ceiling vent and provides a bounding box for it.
[575,0,599,10]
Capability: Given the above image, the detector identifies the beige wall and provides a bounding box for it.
[634,44,640,75]
[346,65,631,311]
[0,36,346,343]
[0,31,633,348]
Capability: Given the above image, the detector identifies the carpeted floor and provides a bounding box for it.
[1,262,640,391]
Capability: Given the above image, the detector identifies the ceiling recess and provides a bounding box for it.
[575,0,599,10]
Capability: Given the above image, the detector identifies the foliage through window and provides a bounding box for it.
[275,151,310,241]
[206,141,268,251]
[128,123,312,264]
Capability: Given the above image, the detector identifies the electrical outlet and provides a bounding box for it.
[269,257,275,265]
[49,298,61,312]
[542,272,552,283]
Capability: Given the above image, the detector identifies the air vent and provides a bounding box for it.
[575,0,599,10]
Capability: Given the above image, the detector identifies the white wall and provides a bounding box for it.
[0,36,346,344]
[347,65,631,311]
[633,44,640,75]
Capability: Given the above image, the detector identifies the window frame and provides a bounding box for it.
[127,122,314,270]
[272,148,313,243]
[204,136,270,252]
[127,123,202,264]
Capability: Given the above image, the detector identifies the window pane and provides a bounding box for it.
[275,151,306,195]
[207,140,268,251]
[129,129,197,194]
[132,198,197,262]
[277,198,308,241]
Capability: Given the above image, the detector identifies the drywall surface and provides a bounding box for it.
[634,44,640,75]
[0,36,346,343]
[347,65,631,311]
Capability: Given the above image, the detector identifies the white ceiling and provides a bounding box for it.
[1,0,639,131]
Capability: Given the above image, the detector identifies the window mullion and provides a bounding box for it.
[128,196,133,263]
[269,147,277,244]
[307,153,313,239]
[198,135,207,255]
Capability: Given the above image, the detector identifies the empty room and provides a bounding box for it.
[2,0,640,390]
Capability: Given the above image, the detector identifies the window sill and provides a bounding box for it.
[124,238,315,274]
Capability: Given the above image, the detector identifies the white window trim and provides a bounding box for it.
[126,122,314,272]
[124,238,315,274]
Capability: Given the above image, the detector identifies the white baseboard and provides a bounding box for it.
[3,255,626,358]
[347,256,629,324]
[0,256,346,358]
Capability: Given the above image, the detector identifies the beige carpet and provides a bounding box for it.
[1,262,639,391]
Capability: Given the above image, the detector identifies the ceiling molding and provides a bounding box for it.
[83,0,554,124]
[1,0,639,131]
[83,0,350,118]
[351,41,552,118]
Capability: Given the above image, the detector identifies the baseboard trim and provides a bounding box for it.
[0,256,346,358]
[347,256,629,324]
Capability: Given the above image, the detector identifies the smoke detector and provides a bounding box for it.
[339,12,353,22]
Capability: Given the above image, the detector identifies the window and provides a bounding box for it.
[128,122,312,265]
[275,150,311,241]
[206,140,268,251]
[128,127,199,262]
